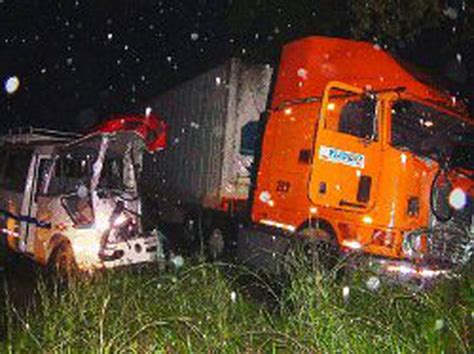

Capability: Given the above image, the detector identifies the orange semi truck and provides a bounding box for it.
[143,36,472,277]
[237,36,473,278]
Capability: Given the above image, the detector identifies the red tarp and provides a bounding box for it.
[95,114,167,153]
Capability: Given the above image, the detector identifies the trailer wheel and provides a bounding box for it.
[49,243,78,281]
[208,226,226,260]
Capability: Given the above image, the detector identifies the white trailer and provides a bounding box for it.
[141,58,273,257]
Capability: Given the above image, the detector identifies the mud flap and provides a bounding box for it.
[237,226,292,273]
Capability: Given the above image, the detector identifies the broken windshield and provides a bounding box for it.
[46,136,128,196]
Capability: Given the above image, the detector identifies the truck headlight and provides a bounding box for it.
[448,188,467,210]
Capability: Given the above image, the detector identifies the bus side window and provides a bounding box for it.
[2,150,33,193]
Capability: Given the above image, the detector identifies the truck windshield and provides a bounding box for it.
[391,100,473,160]
[450,143,474,171]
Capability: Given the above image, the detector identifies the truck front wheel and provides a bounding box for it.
[300,228,341,273]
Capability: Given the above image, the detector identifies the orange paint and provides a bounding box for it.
[251,37,473,261]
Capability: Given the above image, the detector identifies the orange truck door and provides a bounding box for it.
[309,82,383,212]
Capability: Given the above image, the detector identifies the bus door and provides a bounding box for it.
[23,155,54,255]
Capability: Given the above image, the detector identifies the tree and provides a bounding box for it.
[226,0,471,53]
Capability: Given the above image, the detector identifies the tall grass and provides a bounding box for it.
[2,256,472,353]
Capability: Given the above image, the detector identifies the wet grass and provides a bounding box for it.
[2,257,472,353]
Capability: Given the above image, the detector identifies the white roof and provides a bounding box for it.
[0,127,81,146]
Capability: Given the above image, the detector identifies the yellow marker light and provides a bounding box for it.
[362,215,373,225]
[341,240,362,250]
[327,102,336,111]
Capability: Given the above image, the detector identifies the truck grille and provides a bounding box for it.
[425,194,473,267]
[424,223,472,267]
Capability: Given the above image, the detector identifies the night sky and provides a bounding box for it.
[1,1,473,133]
[1,1,236,132]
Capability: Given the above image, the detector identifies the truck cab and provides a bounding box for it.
[240,37,473,278]
[0,115,167,274]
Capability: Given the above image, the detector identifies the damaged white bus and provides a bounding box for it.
[0,115,167,275]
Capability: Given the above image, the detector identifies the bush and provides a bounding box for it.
[3,258,472,353]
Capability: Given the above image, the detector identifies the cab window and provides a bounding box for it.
[325,93,377,140]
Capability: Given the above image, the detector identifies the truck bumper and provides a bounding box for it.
[349,255,452,281]
[238,224,454,285]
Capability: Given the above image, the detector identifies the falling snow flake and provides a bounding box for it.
[297,68,308,80]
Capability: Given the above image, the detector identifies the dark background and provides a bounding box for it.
[0,0,472,133]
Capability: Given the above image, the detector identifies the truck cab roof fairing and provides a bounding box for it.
[271,36,466,115]
[91,114,167,153]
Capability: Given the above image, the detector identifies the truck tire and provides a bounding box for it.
[299,227,341,273]
[48,242,78,281]
[206,221,236,261]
